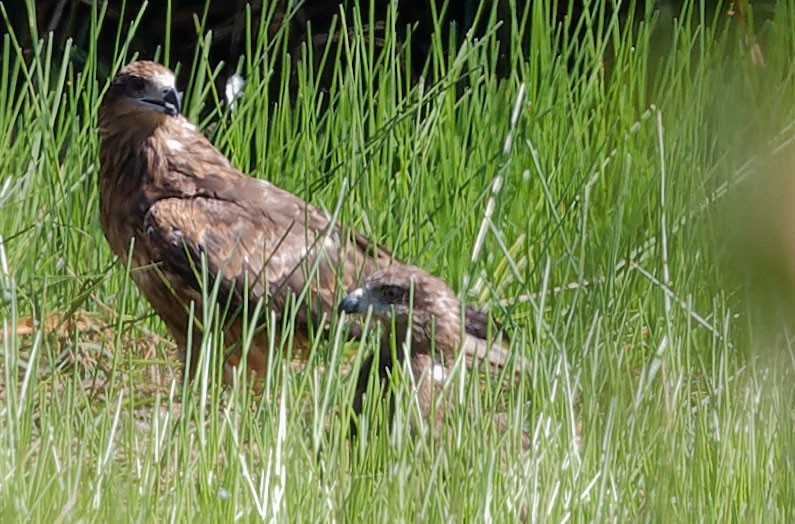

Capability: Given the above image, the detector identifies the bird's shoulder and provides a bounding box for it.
[152,120,327,218]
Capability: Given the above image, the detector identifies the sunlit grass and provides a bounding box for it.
[2,0,795,521]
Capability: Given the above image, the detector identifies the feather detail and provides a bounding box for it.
[98,60,505,381]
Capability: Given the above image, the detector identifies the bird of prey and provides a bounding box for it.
[338,265,529,447]
[97,60,505,379]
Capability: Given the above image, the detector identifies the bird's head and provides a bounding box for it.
[100,61,181,129]
[338,265,461,336]
[339,267,414,322]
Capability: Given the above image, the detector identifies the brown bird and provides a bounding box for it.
[98,61,507,379]
[338,265,529,447]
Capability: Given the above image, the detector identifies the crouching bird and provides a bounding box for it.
[98,61,503,379]
[338,265,530,447]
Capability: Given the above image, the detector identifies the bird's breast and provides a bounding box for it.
[98,144,159,261]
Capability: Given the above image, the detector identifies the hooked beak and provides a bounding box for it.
[139,86,181,116]
[338,287,368,315]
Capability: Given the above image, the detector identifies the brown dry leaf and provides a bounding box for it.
[7,311,96,337]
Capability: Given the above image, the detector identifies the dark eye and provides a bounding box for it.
[129,77,146,92]
[381,285,404,303]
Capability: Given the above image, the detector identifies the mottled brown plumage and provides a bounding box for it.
[339,265,528,447]
[98,61,504,379]
[99,61,392,377]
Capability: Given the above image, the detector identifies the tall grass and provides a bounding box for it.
[1,0,795,520]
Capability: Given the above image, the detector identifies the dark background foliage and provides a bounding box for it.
[0,1,770,107]
[0,1,682,78]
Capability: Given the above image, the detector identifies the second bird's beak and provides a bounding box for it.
[338,287,368,315]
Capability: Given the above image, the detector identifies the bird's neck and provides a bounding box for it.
[99,127,164,189]
[379,315,460,365]
[98,102,165,144]
[379,319,410,364]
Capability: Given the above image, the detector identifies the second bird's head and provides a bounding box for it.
[101,61,181,126]
[338,267,414,323]
[338,265,458,330]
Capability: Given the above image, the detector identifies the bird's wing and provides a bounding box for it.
[463,305,502,339]
[142,178,391,331]
[460,306,528,377]
[462,334,512,367]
